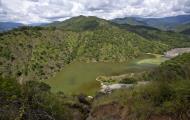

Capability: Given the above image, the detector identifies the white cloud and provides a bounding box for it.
[0,0,190,24]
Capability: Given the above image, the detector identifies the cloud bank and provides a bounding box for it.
[0,0,190,24]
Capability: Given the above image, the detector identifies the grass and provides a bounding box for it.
[136,54,168,65]
[45,54,167,95]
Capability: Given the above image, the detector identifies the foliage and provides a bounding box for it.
[145,53,190,81]
[119,77,137,84]
[0,77,90,120]
[1,16,190,120]
[0,16,170,82]
[118,24,190,48]
[92,53,190,120]
[113,15,190,31]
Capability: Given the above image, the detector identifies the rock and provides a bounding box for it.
[165,48,190,58]
[100,84,134,93]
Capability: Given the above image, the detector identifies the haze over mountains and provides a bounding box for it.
[1,14,190,33]
[0,22,24,32]
[113,15,190,31]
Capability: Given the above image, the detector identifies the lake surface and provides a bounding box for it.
[45,54,167,95]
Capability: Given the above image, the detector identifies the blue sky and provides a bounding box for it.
[0,0,190,24]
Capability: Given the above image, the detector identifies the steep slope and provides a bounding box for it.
[181,28,190,35]
[113,15,190,31]
[174,22,190,31]
[112,17,147,26]
[1,16,190,120]
[175,22,190,35]
[90,53,190,120]
[0,17,168,82]
[117,24,190,48]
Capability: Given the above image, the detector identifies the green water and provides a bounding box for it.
[45,54,167,95]
[136,54,168,65]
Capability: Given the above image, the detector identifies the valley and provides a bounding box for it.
[0,15,190,120]
[45,53,167,95]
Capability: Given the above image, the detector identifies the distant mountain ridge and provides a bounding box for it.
[1,15,190,120]
[174,22,190,35]
[0,16,171,81]
[0,22,24,32]
[113,15,190,31]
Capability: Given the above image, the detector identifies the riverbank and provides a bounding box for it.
[96,74,149,93]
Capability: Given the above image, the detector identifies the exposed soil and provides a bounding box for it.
[87,102,129,120]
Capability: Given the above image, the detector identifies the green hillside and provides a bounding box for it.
[112,17,147,26]
[118,24,190,48]
[1,53,189,120]
[176,22,190,35]
[0,16,170,83]
[113,15,190,31]
[91,53,190,120]
[174,22,190,32]
[1,16,190,120]
[47,15,113,31]
[181,29,190,35]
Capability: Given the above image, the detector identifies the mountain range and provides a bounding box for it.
[0,16,170,81]
[1,15,190,33]
[1,15,190,82]
[113,15,190,32]
[0,22,24,32]
[1,15,190,120]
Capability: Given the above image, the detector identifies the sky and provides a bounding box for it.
[0,0,190,24]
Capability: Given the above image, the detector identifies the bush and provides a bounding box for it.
[119,78,137,84]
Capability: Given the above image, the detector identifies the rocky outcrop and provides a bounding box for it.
[165,48,190,58]
[100,84,134,93]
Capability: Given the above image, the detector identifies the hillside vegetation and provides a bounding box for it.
[113,15,190,31]
[0,77,91,120]
[1,16,190,120]
[90,53,190,120]
[118,24,190,48]
[0,16,170,82]
[1,53,189,120]
[174,22,190,32]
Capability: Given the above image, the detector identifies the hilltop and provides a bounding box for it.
[47,16,113,31]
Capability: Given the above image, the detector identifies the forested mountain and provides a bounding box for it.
[117,24,190,48]
[175,22,190,35]
[181,28,190,35]
[47,15,112,31]
[174,22,190,32]
[0,16,170,82]
[1,16,190,120]
[113,15,190,31]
